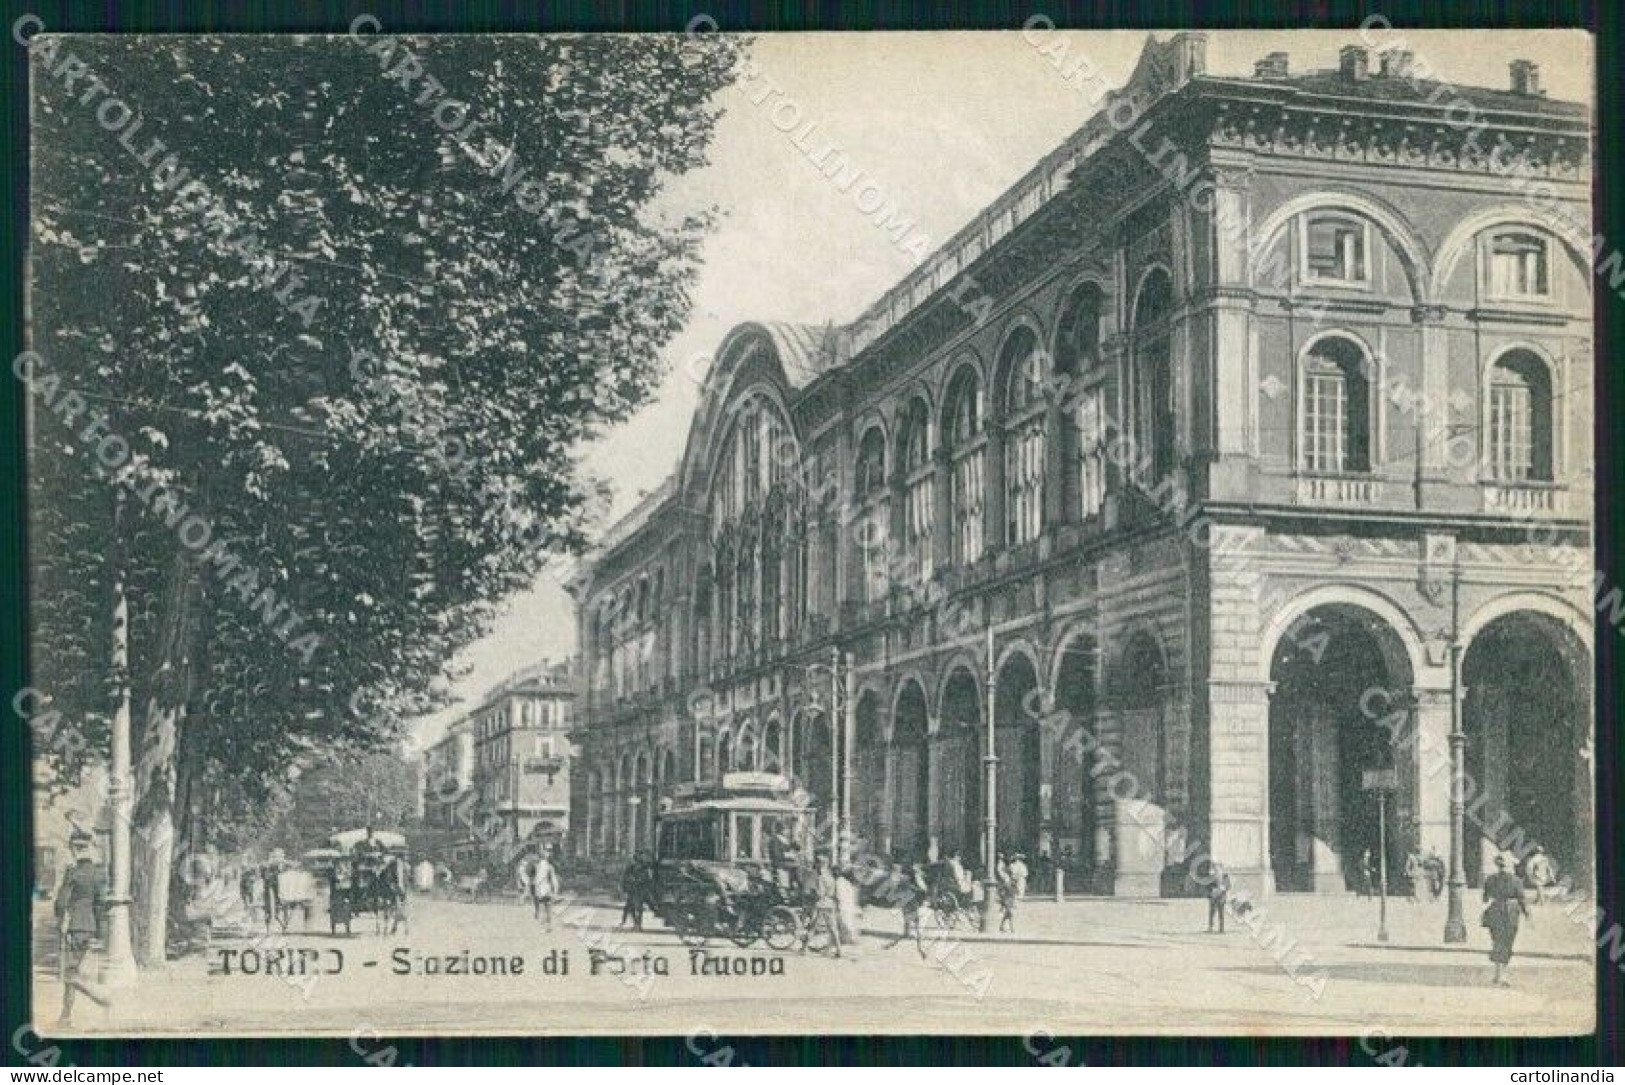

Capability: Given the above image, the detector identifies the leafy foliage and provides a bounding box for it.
[28,34,744,874]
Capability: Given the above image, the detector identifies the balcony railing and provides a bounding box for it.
[1296,474,1378,507]
[1482,482,1562,516]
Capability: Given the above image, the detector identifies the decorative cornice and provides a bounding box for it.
[1209,99,1589,183]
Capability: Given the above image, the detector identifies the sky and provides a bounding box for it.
[409,29,1593,748]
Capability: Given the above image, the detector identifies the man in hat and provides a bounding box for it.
[53,830,110,1025]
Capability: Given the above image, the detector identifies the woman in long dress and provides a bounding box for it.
[1482,852,1531,987]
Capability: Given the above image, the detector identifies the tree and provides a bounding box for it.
[268,751,421,855]
[28,32,746,962]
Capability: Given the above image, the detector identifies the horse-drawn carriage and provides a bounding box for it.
[648,773,832,953]
[310,830,410,935]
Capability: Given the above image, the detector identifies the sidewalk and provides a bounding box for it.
[859,892,1595,960]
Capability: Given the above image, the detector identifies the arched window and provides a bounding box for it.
[1132,270,1175,482]
[1055,282,1103,376]
[854,427,889,603]
[943,367,985,565]
[716,730,734,779]
[693,563,713,674]
[1299,335,1372,474]
[763,718,783,775]
[710,392,797,529]
[761,528,782,646]
[1000,326,1047,546]
[896,399,933,583]
[737,722,759,772]
[1487,349,1554,482]
[855,427,887,498]
[1058,283,1108,521]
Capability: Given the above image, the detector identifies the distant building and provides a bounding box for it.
[422,718,475,832]
[423,660,577,865]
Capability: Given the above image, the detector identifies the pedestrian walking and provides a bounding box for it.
[946,851,972,898]
[1423,847,1446,899]
[806,855,842,958]
[1357,848,1376,897]
[1403,848,1424,904]
[996,857,1017,934]
[1207,863,1231,933]
[530,850,561,930]
[618,854,645,930]
[885,862,928,957]
[260,854,284,931]
[238,865,258,913]
[1482,852,1532,987]
[53,830,110,1027]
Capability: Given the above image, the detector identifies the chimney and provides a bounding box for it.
[1339,45,1370,81]
[1254,52,1290,80]
[1379,49,1415,80]
[1510,59,1544,97]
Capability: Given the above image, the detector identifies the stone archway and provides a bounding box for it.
[854,690,887,854]
[935,666,982,864]
[1463,609,1592,890]
[995,650,1042,862]
[1053,633,1102,891]
[796,706,834,826]
[891,680,930,862]
[1268,603,1415,893]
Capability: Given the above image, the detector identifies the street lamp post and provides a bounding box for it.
[841,649,855,870]
[1444,570,1468,943]
[981,626,1000,933]
[102,504,138,988]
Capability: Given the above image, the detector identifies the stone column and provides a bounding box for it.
[925,721,944,863]
[1411,686,1454,863]
[1205,679,1273,900]
[1035,690,1056,861]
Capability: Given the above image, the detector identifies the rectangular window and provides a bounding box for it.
[1304,216,1367,285]
[905,474,933,583]
[1489,382,1534,480]
[1005,424,1045,546]
[1489,234,1549,298]
[861,505,889,604]
[952,450,985,565]
[1076,390,1107,520]
[1303,370,1348,473]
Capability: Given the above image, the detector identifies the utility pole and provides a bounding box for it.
[981,625,1000,933]
[1444,566,1468,943]
[842,649,855,870]
[103,497,138,987]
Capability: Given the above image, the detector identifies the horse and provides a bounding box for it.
[353,856,409,935]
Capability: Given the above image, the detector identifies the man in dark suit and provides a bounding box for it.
[53,830,110,1025]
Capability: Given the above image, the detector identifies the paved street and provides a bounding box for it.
[34,889,1594,1038]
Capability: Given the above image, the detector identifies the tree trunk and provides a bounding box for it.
[131,550,199,966]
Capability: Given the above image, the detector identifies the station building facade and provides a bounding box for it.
[569,35,1594,896]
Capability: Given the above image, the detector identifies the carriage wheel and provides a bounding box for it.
[761,906,801,953]
[675,909,712,948]
[802,911,836,956]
